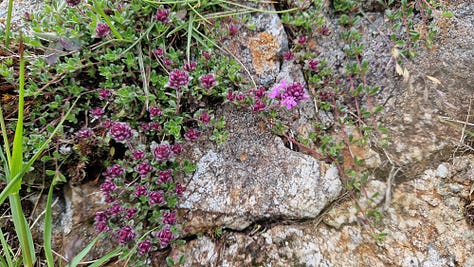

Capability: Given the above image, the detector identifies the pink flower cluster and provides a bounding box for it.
[268,79,310,110]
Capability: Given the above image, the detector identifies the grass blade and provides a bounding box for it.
[67,236,99,267]
[88,247,121,267]
[4,0,14,48]
[0,227,14,267]
[43,175,58,266]
[8,37,36,267]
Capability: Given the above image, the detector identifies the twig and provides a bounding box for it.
[384,166,400,211]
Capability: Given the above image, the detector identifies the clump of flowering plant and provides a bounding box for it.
[268,79,310,110]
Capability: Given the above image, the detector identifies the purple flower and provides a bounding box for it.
[163,211,177,225]
[138,239,152,255]
[320,26,330,36]
[151,142,172,162]
[109,202,123,217]
[24,12,32,22]
[135,162,153,177]
[202,51,212,60]
[132,150,145,161]
[103,164,124,179]
[184,128,200,142]
[158,169,172,183]
[135,185,148,197]
[298,35,307,44]
[66,0,81,6]
[98,88,112,100]
[156,228,174,248]
[149,191,164,205]
[148,122,162,131]
[90,107,105,119]
[102,119,112,128]
[125,208,137,219]
[226,90,235,101]
[149,106,162,118]
[199,111,211,124]
[171,144,184,155]
[252,100,266,111]
[96,23,111,38]
[117,225,135,244]
[154,9,170,23]
[166,69,190,89]
[228,24,238,36]
[253,87,266,98]
[94,211,109,233]
[77,128,93,139]
[269,79,288,99]
[183,61,197,71]
[283,51,295,61]
[109,122,134,142]
[175,183,186,197]
[268,80,309,110]
[153,48,164,57]
[163,57,173,67]
[307,59,319,72]
[200,73,217,89]
[141,122,150,132]
[100,179,116,195]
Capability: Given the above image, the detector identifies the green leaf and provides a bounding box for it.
[67,236,99,267]
[44,177,57,266]
[441,11,454,18]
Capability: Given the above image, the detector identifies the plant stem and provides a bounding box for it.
[4,0,14,48]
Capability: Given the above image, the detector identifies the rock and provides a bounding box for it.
[0,0,43,32]
[179,108,342,232]
[173,157,474,266]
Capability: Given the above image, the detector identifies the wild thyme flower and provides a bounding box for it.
[153,48,164,57]
[156,228,174,248]
[132,150,145,160]
[163,58,174,67]
[253,87,266,99]
[199,111,211,124]
[175,183,186,197]
[109,201,123,217]
[96,23,111,38]
[109,122,134,142]
[104,164,124,179]
[269,79,310,110]
[166,69,190,89]
[162,211,177,225]
[184,128,200,142]
[137,239,152,255]
[226,90,235,101]
[90,107,105,119]
[228,24,238,36]
[149,106,162,118]
[94,211,109,233]
[154,9,170,23]
[125,208,138,219]
[171,143,184,155]
[77,127,94,139]
[283,51,295,61]
[252,100,266,111]
[307,59,319,72]
[135,162,153,177]
[151,142,172,162]
[149,191,165,205]
[202,51,212,60]
[183,61,197,71]
[100,179,116,195]
[117,225,135,244]
[158,169,172,183]
[98,88,112,100]
[66,0,81,6]
[200,73,217,89]
[298,35,308,44]
[135,185,148,197]
[148,122,162,131]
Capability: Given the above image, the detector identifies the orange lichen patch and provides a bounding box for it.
[248,31,280,75]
